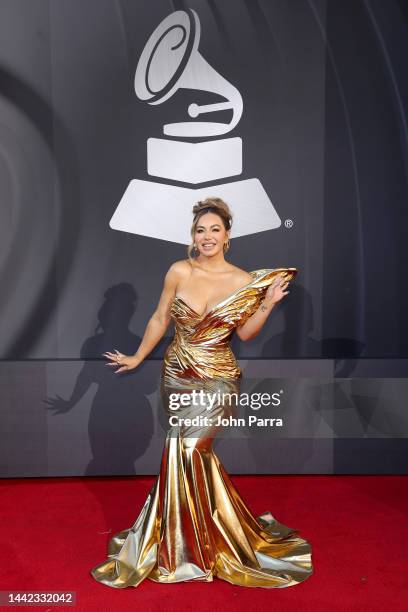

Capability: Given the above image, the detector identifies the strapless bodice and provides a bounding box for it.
[162,268,297,382]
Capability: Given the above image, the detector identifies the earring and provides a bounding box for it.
[223,238,230,253]
[193,243,198,256]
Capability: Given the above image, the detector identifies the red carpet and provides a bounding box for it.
[1,475,407,611]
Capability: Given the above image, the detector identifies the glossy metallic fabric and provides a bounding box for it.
[90,268,313,588]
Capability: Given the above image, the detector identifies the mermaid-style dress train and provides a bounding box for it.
[90,269,313,588]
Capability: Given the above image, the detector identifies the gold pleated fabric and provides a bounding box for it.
[90,268,313,589]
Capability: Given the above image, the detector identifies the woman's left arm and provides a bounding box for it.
[236,276,289,341]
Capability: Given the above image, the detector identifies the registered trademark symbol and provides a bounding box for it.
[284,219,293,228]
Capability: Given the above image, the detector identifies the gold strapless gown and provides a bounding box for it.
[90,269,313,588]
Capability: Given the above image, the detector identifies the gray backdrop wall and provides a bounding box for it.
[1,0,407,476]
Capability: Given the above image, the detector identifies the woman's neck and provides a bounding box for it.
[193,253,229,272]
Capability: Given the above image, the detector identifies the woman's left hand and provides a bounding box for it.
[264,275,290,305]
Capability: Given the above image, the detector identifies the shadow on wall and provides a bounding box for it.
[44,283,159,476]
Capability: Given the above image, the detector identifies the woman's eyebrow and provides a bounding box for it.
[196,224,221,229]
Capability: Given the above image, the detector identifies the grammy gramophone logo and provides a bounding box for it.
[109,8,281,244]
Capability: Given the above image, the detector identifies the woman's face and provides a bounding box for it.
[194,212,229,257]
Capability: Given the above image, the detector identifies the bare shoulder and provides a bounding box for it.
[165,259,192,284]
[227,263,253,285]
[168,259,192,275]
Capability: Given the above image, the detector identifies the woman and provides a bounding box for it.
[91,198,313,588]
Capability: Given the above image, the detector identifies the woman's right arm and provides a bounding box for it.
[132,263,183,365]
[104,261,186,372]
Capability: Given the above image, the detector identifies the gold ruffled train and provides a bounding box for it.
[90,269,313,588]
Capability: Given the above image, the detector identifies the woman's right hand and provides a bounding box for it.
[103,349,141,374]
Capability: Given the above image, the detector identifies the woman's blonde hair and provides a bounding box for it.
[187,197,233,260]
